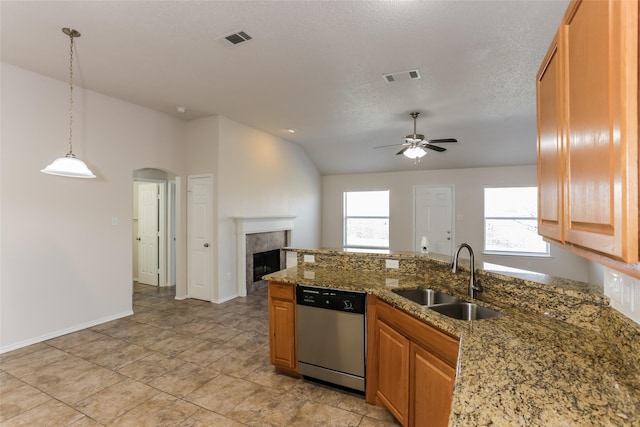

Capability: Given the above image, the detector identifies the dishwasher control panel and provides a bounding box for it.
[296,285,366,314]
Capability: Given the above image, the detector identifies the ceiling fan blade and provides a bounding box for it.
[374,143,408,149]
[423,144,447,152]
[396,146,409,155]
[427,138,457,143]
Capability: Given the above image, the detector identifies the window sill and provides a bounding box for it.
[343,247,391,254]
[483,251,551,258]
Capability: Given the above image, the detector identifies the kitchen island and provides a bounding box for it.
[264,249,639,426]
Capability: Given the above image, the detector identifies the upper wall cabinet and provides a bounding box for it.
[537,32,564,242]
[537,0,639,265]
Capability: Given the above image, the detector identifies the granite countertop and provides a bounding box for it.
[264,265,640,426]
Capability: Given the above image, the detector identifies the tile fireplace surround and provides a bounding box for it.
[246,232,288,293]
[235,216,294,297]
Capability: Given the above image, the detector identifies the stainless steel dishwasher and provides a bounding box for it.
[296,285,366,392]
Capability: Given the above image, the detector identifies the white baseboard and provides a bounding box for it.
[0,310,133,354]
[212,294,237,304]
[176,294,237,304]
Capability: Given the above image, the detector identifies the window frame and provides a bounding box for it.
[343,190,390,250]
[483,186,550,257]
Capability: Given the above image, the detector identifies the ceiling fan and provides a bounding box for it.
[376,112,457,159]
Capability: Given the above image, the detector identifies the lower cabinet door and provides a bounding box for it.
[376,319,410,426]
[411,342,456,427]
[269,298,296,371]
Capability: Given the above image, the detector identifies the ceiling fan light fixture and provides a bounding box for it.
[374,111,456,160]
[403,146,427,159]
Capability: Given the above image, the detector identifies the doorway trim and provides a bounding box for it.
[167,179,177,287]
[133,173,173,288]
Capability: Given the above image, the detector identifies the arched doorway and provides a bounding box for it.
[132,168,177,289]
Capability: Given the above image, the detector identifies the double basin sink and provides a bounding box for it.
[392,288,501,321]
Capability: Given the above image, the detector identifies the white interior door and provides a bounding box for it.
[138,183,159,285]
[414,186,454,256]
[188,174,213,301]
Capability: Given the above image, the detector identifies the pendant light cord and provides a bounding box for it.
[67,32,75,157]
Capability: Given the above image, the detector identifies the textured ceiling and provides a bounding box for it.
[0,0,569,175]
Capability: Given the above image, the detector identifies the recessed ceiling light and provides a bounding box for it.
[287,129,296,133]
[176,106,186,113]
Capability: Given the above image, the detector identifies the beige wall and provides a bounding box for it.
[183,115,322,302]
[216,116,321,301]
[322,165,592,282]
[1,63,188,351]
[1,64,322,350]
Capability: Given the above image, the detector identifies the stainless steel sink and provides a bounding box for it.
[392,288,462,306]
[429,302,502,321]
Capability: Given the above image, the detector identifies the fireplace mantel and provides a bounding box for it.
[235,216,295,296]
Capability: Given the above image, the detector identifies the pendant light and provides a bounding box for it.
[41,28,96,178]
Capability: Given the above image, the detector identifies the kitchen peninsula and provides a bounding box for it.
[264,248,640,426]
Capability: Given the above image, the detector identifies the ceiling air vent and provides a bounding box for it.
[383,69,421,83]
[222,30,252,45]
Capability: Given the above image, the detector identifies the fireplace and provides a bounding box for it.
[245,230,288,294]
[235,216,295,297]
[253,249,281,282]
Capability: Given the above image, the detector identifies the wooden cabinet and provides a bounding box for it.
[562,0,638,263]
[537,0,639,268]
[536,31,564,242]
[411,343,456,427]
[376,319,410,425]
[268,281,298,374]
[367,297,459,427]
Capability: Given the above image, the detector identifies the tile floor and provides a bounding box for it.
[0,283,400,426]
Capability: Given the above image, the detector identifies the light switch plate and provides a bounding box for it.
[385,259,399,269]
[303,254,315,263]
[286,251,298,268]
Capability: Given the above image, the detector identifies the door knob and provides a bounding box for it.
[136,237,141,241]
[204,243,209,247]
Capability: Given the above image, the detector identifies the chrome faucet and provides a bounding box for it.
[452,243,482,299]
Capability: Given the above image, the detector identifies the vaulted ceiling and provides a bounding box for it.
[0,0,569,175]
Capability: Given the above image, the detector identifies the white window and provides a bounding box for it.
[484,187,549,256]
[344,190,389,249]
